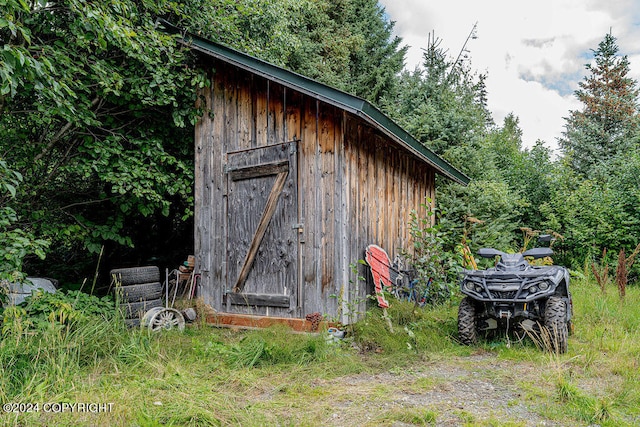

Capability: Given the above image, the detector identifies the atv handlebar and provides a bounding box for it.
[477,247,553,259]
[477,248,504,258]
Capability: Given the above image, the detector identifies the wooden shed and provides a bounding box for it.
[167,24,469,323]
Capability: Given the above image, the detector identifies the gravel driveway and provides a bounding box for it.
[313,352,569,426]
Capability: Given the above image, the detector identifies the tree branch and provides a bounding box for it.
[60,197,117,211]
[33,96,100,162]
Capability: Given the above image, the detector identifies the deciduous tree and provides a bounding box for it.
[1,0,409,283]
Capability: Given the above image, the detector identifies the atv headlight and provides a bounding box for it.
[539,282,549,291]
[529,286,538,294]
[464,282,475,291]
[475,285,483,293]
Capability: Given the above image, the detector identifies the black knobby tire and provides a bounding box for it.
[458,297,479,345]
[114,282,163,303]
[110,266,160,286]
[121,298,163,318]
[544,296,568,354]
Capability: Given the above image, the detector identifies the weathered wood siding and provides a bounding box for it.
[195,61,435,320]
[341,116,435,315]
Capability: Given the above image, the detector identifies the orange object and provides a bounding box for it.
[365,244,393,309]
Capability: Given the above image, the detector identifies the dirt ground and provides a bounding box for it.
[311,352,568,427]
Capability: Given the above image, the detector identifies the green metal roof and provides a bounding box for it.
[160,20,470,186]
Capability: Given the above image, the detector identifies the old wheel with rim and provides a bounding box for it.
[141,307,185,332]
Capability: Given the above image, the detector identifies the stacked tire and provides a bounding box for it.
[110,266,164,327]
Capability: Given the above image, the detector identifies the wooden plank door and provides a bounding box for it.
[225,141,299,316]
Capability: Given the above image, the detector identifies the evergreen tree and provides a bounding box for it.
[559,32,640,178]
[380,31,530,253]
[283,0,406,103]
[342,0,407,103]
[380,32,490,160]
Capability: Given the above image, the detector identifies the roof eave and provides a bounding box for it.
[160,20,470,186]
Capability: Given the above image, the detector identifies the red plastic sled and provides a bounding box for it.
[365,244,393,308]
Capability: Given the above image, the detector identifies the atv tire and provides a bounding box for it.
[458,297,478,345]
[544,296,568,354]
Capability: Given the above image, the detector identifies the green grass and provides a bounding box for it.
[0,279,639,426]
[374,407,437,426]
[508,279,640,427]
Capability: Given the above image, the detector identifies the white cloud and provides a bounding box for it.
[379,0,640,151]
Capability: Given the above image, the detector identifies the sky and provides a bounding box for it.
[378,0,640,153]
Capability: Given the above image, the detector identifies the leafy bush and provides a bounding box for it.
[1,289,116,339]
[0,158,49,283]
[18,290,116,327]
[401,201,463,305]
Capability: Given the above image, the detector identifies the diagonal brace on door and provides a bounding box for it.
[232,169,289,293]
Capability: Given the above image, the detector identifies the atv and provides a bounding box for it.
[457,236,572,353]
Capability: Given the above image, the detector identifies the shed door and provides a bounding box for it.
[225,141,299,315]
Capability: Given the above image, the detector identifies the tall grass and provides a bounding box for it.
[514,278,640,426]
[350,299,463,357]
[0,315,156,403]
[1,277,638,426]
[0,311,361,425]
[226,325,330,368]
[348,277,640,426]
